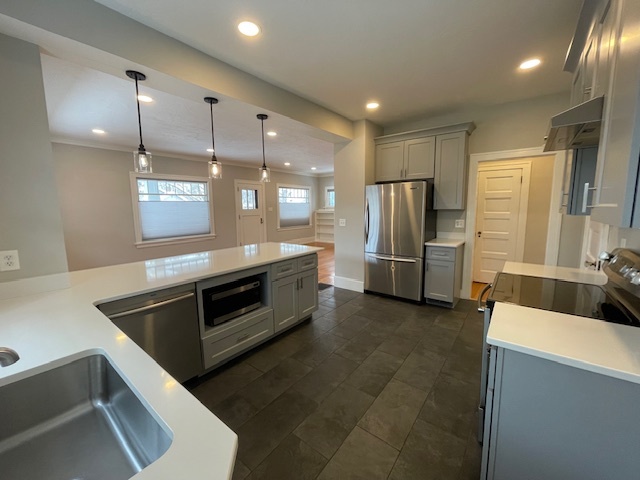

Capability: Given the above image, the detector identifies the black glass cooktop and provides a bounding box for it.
[487,273,638,326]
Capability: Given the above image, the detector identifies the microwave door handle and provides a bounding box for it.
[477,283,492,312]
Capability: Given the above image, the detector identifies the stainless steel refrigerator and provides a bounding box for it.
[364,180,436,301]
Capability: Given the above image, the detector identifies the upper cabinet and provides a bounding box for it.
[375,136,435,182]
[374,123,475,210]
[565,0,640,228]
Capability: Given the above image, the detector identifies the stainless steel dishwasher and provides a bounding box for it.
[98,283,202,382]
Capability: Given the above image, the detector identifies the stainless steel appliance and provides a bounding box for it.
[98,283,202,382]
[201,276,262,326]
[364,180,437,301]
[476,248,640,445]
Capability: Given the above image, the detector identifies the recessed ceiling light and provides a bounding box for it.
[311,167,317,170]
[267,131,277,137]
[92,128,105,134]
[137,94,153,103]
[206,148,214,153]
[366,102,380,110]
[284,162,291,166]
[238,21,260,37]
[519,58,541,70]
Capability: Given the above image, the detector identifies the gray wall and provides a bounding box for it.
[53,143,317,271]
[334,121,381,286]
[0,34,68,282]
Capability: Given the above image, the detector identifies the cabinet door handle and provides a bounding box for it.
[300,277,304,289]
[236,333,251,343]
[582,183,598,213]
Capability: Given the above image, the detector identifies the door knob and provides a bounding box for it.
[477,232,482,238]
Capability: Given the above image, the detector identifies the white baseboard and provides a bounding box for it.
[333,276,364,293]
[285,236,317,245]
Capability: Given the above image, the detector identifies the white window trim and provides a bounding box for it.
[276,183,313,231]
[324,185,335,209]
[129,172,216,248]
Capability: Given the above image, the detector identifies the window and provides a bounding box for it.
[130,173,215,246]
[325,186,335,208]
[277,184,311,229]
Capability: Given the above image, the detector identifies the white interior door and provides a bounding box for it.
[235,181,266,246]
[473,167,527,283]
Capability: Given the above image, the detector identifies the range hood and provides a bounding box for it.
[543,95,604,151]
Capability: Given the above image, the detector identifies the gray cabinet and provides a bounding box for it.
[272,254,319,333]
[483,347,640,480]
[434,131,468,210]
[424,243,463,307]
[565,147,598,215]
[375,124,474,210]
[375,136,435,182]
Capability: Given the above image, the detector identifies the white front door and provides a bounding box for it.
[473,167,527,283]
[235,181,266,246]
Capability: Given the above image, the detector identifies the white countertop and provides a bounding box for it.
[488,302,640,384]
[502,261,607,285]
[425,238,465,248]
[0,242,322,479]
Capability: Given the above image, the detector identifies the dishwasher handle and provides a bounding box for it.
[106,292,195,320]
[477,283,492,313]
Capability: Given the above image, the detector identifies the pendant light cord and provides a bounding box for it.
[209,102,216,158]
[134,76,145,151]
[260,117,266,169]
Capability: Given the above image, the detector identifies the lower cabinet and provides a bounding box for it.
[201,307,274,370]
[424,243,464,307]
[273,268,318,333]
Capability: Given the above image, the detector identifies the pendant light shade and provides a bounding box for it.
[126,70,152,173]
[204,97,222,179]
[257,114,270,182]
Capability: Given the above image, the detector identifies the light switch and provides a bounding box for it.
[339,218,346,227]
[454,219,465,229]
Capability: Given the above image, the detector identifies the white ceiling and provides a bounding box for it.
[36,0,583,174]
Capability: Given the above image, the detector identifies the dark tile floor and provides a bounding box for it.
[189,287,483,480]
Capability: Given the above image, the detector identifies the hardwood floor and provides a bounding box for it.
[307,242,335,285]
[470,282,489,301]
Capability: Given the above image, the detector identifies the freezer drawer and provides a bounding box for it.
[364,253,423,301]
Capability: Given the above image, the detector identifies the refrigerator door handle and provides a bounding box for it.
[365,200,370,244]
[371,254,417,263]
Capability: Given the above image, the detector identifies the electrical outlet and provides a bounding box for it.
[0,250,20,271]
[339,218,346,227]
[455,219,465,229]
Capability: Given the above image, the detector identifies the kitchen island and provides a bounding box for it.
[0,242,322,480]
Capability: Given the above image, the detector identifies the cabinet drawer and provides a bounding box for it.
[297,254,318,272]
[202,311,274,370]
[271,259,298,279]
[426,246,455,261]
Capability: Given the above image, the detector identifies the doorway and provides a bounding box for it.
[473,162,530,283]
[235,180,267,246]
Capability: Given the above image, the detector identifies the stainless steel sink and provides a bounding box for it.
[0,354,172,479]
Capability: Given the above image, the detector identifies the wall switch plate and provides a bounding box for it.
[455,219,465,229]
[339,218,346,227]
[0,250,20,271]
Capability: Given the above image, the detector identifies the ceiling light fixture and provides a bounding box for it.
[519,58,541,70]
[126,70,152,173]
[257,114,270,182]
[92,128,105,134]
[204,97,222,179]
[267,131,277,137]
[137,95,153,103]
[311,167,317,170]
[284,162,291,166]
[238,21,260,37]
[366,102,380,110]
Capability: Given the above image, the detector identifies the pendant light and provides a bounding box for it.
[204,97,222,179]
[126,70,152,173]
[257,114,270,182]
